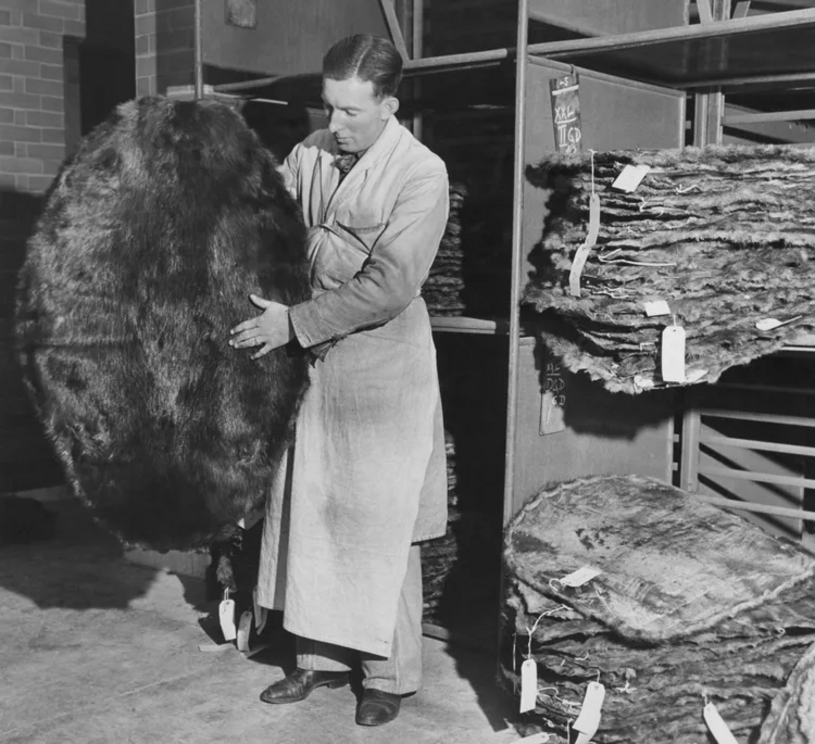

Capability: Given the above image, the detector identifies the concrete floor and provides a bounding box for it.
[0,500,520,744]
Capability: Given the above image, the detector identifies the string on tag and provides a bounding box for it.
[526,611,549,658]
[569,155,601,298]
[589,149,596,197]
[512,632,518,689]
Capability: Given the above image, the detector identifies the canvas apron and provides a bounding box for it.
[257,188,447,658]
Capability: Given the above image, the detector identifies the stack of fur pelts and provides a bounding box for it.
[502,474,815,743]
[523,146,815,394]
[421,429,461,621]
[15,96,310,551]
[423,182,468,317]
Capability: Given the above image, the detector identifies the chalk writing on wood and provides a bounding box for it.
[540,360,567,435]
[549,73,583,155]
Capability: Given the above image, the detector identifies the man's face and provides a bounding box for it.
[322,76,397,154]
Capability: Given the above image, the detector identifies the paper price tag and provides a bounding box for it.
[703,702,739,744]
[519,659,538,713]
[219,591,237,642]
[573,681,606,744]
[643,300,671,317]
[612,164,650,193]
[559,566,602,588]
[661,325,686,383]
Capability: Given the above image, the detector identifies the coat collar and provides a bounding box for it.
[352,115,403,172]
[325,116,404,174]
[322,117,405,210]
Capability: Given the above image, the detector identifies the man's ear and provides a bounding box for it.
[381,96,399,120]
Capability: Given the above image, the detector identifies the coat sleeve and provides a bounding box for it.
[277,143,301,197]
[288,158,449,354]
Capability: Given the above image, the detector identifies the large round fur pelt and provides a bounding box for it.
[15,96,311,550]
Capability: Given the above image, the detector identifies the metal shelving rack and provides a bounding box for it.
[513,0,815,536]
[190,0,815,640]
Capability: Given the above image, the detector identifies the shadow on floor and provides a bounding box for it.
[0,498,159,610]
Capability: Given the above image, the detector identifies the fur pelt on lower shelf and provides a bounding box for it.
[523,145,815,393]
[760,640,815,744]
[15,96,310,550]
[502,474,815,744]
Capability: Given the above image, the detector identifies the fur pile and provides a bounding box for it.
[423,182,467,316]
[760,641,815,744]
[502,474,815,743]
[523,146,815,393]
[16,96,311,550]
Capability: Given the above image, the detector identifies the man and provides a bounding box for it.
[229,34,449,727]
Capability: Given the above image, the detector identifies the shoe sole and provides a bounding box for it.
[260,677,349,705]
[355,714,399,727]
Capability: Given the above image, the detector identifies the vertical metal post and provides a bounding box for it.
[412,0,424,140]
[692,0,728,145]
[679,388,703,492]
[503,0,530,527]
[194,0,204,100]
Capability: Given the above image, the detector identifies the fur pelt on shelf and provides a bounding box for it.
[15,96,310,550]
[523,145,815,393]
[502,474,815,744]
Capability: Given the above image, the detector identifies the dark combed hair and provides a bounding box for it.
[322,34,403,99]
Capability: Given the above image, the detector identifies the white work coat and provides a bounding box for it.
[256,116,449,657]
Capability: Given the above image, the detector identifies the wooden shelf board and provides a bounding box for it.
[430,316,510,334]
[527,8,815,88]
[429,316,541,341]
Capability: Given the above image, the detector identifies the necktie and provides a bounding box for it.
[334,152,359,180]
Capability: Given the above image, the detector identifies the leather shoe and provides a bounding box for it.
[259,668,349,705]
[355,688,402,726]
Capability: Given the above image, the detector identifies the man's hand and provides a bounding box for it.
[229,294,294,360]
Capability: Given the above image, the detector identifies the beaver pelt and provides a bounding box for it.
[15,96,310,550]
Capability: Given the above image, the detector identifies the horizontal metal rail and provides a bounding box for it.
[702,465,815,490]
[212,74,304,93]
[697,494,815,523]
[713,382,815,397]
[403,48,510,75]
[701,433,815,459]
[723,108,815,124]
[526,8,815,58]
[686,71,815,89]
[700,409,815,428]
[210,48,511,94]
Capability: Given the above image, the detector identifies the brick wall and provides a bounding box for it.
[0,0,86,494]
[0,0,86,194]
[134,0,195,97]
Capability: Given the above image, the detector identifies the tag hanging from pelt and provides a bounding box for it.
[219,589,237,642]
[661,319,686,383]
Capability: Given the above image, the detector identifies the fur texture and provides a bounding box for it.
[15,96,310,550]
[523,145,815,393]
[502,474,815,743]
[759,640,815,744]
